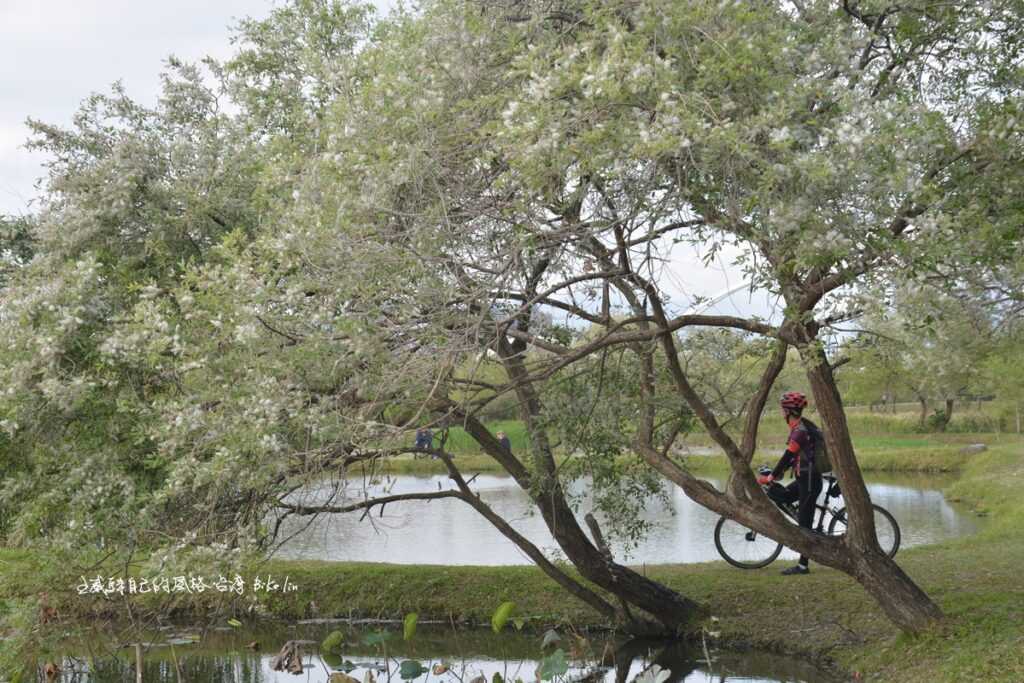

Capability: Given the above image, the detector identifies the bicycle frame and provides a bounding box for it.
[771,474,843,533]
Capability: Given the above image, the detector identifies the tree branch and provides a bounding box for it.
[277,490,463,516]
[739,340,789,462]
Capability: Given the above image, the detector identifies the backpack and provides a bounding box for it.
[801,418,832,474]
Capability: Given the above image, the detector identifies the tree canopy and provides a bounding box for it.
[2,0,1023,637]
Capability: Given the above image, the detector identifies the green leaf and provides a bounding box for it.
[492,673,504,683]
[227,618,242,628]
[399,660,426,680]
[322,630,345,655]
[538,649,568,680]
[403,612,418,641]
[363,630,392,646]
[491,601,515,633]
[512,617,526,631]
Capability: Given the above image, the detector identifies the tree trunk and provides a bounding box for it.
[446,458,622,623]
[518,421,702,635]
[799,343,944,633]
[940,398,955,432]
[488,349,702,635]
[850,548,945,628]
[918,396,929,428]
[540,462,700,633]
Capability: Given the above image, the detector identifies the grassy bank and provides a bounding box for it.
[2,436,1021,681]
[378,430,1009,476]
[264,438,1024,682]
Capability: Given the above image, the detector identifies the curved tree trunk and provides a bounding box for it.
[850,549,944,631]
[487,350,702,635]
[799,342,944,632]
[437,452,623,623]
[283,451,624,625]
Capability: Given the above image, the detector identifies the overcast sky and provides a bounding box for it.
[0,0,771,318]
[0,0,282,216]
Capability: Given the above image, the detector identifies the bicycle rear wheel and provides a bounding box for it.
[827,504,901,558]
[714,516,783,569]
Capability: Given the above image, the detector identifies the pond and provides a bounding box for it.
[53,622,840,683]
[273,472,980,565]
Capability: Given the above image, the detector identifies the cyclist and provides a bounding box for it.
[756,391,824,575]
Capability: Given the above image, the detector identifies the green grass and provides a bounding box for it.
[443,419,528,455]
[387,412,1018,477]
[382,452,510,474]
[383,425,1007,477]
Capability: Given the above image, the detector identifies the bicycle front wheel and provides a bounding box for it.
[714,516,783,569]
[827,504,901,558]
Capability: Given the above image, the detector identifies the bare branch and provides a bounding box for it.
[504,327,570,355]
[623,219,705,248]
[739,340,789,462]
[494,270,625,326]
[277,490,463,516]
[256,315,302,346]
[493,290,610,326]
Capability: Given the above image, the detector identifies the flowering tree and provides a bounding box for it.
[0,62,262,551]
[3,0,1023,638]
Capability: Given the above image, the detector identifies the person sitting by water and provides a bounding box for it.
[497,430,511,453]
[414,427,434,451]
[757,391,824,576]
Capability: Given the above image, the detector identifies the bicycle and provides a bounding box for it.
[713,468,901,569]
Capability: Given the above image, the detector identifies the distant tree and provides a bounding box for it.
[849,286,996,429]
[833,340,904,412]
[897,291,994,430]
[981,330,1024,433]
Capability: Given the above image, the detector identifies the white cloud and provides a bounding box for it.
[1,0,400,215]
[657,240,782,322]
[0,1,274,214]
[0,122,43,212]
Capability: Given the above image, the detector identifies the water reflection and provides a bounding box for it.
[273,473,980,566]
[55,624,837,683]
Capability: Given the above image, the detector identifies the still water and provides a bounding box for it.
[273,473,980,565]
[58,622,839,683]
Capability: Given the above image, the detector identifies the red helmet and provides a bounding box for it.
[780,391,808,411]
